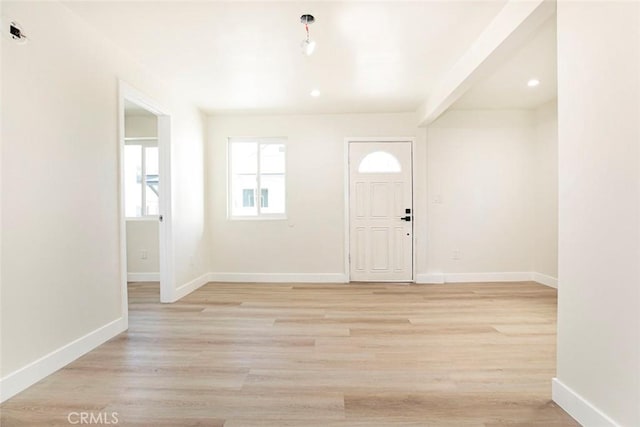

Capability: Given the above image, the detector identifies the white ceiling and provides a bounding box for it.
[452,15,557,110]
[64,1,509,115]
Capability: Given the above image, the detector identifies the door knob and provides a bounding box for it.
[400,216,411,222]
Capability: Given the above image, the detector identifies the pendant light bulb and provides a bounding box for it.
[300,14,316,56]
[301,39,316,56]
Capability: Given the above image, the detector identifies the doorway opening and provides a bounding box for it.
[345,139,415,282]
[119,82,173,323]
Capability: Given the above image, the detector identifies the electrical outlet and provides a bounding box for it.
[452,250,460,260]
[140,250,148,260]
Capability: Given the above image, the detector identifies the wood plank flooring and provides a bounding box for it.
[0,282,579,426]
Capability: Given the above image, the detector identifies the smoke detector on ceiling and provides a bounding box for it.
[6,20,28,44]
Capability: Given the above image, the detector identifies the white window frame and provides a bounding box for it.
[125,137,159,220]
[228,137,287,220]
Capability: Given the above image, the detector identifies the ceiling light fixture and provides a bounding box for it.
[300,14,316,56]
[310,89,320,97]
[527,78,540,87]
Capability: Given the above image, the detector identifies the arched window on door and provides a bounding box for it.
[358,151,402,173]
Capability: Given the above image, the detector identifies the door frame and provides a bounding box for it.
[118,80,174,323]
[343,137,417,283]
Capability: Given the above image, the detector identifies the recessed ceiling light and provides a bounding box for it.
[527,79,540,87]
[310,89,320,97]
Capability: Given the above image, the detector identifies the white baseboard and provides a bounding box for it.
[170,272,210,302]
[169,272,348,302]
[416,273,445,284]
[127,272,160,282]
[416,271,559,287]
[552,378,620,427]
[0,317,126,403]
[208,272,348,284]
[532,272,558,288]
[444,271,533,282]
[207,271,557,286]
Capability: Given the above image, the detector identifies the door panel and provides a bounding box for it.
[355,227,366,271]
[394,226,404,271]
[371,183,389,217]
[349,142,413,282]
[371,228,390,270]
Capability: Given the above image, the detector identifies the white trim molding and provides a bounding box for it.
[203,271,557,287]
[127,272,160,282]
[416,271,558,287]
[415,271,531,284]
[208,273,348,284]
[445,271,533,283]
[552,378,620,427]
[170,273,211,302]
[0,317,126,403]
[416,273,445,284]
[532,272,558,288]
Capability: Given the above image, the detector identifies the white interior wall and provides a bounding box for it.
[207,113,427,279]
[124,115,156,139]
[207,109,557,284]
[171,108,209,291]
[125,221,159,277]
[0,0,208,400]
[532,100,558,280]
[424,110,536,280]
[124,115,160,279]
[0,0,4,389]
[554,2,639,426]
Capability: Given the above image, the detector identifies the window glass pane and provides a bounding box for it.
[145,147,159,176]
[124,145,142,217]
[145,147,159,216]
[260,174,285,214]
[231,142,258,216]
[229,139,286,218]
[232,142,258,174]
[260,144,285,174]
[243,189,255,207]
[232,174,257,216]
[358,151,401,173]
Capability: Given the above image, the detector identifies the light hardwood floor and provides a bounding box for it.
[1,282,579,426]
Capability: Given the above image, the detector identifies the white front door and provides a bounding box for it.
[349,142,413,282]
